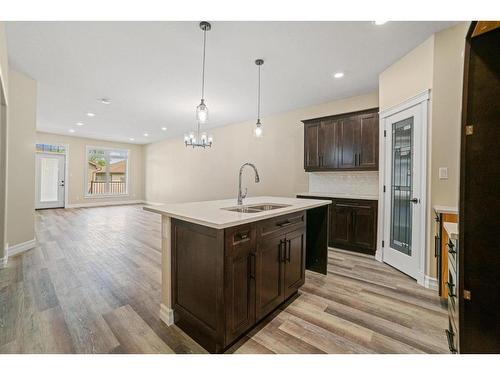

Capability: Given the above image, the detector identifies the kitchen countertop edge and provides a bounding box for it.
[143,196,331,229]
[296,192,379,200]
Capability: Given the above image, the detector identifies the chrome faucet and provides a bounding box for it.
[237,163,260,205]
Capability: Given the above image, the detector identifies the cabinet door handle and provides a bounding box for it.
[355,153,357,166]
[286,239,291,262]
[279,240,285,262]
[249,253,256,280]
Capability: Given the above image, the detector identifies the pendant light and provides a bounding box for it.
[184,21,213,149]
[196,21,210,124]
[254,59,264,138]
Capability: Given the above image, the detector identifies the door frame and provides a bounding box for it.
[376,89,430,286]
[34,143,69,209]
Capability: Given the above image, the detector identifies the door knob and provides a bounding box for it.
[410,198,419,204]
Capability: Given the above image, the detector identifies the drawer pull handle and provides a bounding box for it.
[235,232,249,242]
[277,220,293,227]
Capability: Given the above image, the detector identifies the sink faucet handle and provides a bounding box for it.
[242,188,248,199]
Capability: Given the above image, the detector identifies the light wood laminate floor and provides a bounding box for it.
[0,205,448,354]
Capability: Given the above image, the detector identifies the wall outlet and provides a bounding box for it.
[439,167,448,180]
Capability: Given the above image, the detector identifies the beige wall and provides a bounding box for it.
[379,23,468,279]
[0,22,8,102]
[145,91,379,204]
[7,69,37,247]
[0,22,8,261]
[36,132,145,206]
[379,36,435,111]
[428,23,468,277]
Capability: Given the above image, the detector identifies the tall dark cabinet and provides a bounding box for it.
[454,21,500,354]
[303,108,379,172]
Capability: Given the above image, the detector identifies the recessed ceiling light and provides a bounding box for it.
[76,122,84,126]
[68,129,75,133]
[333,72,344,78]
[143,133,149,137]
[374,21,387,26]
[129,137,135,141]
[100,98,111,105]
[86,112,95,117]
[161,127,167,131]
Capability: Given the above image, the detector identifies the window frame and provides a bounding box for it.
[84,145,130,198]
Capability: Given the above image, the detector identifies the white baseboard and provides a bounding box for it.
[159,303,174,326]
[65,200,144,209]
[7,238,37,258]
[424,275,438,290]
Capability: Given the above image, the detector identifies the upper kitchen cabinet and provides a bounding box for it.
[302,108,379,172]
[304,121,321,170]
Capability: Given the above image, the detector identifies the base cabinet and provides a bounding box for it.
[172,211,306,353]
[330,199,377,255]
[298,195,377,255]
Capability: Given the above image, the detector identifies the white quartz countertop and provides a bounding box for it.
[143,196,331,229]
[433,205,459,214]
[296,192,379,200]
[443,222,459,240]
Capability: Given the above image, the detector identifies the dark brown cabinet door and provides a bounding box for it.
[302,108,379,171]
[330,202,352,246]
[304,122,320,170]
[358,113,379,169]
[284,228,306,299]
[255,235,285,320]
[329,199,377,255]
[224,225,256,345]
[319,119,338,169]
[337,117,358,169]
[351,205,376,251]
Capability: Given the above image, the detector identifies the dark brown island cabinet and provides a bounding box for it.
[297,195,378,256]
[303,108,379,172]
[450,21,500,354]
[171,210,313,353]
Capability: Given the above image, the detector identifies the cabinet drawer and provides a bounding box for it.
[224,223,256,257]
[257,211,306,239]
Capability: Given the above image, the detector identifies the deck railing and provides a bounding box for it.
[88,181,126,195]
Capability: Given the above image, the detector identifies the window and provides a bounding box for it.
[36,143,66,154]
[86,147,128,196]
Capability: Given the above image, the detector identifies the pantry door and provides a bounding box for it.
[381,94,428,283]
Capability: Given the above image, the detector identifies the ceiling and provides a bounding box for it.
[6,21,456,144]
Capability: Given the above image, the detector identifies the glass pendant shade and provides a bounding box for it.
[254,120,263,138]
[196,99,208,123]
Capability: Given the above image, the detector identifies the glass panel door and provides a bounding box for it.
[390,117,413,255]
[35,153,65,209]
[40,157,60,202]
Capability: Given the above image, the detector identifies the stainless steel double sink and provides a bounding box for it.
[222,203,291,213]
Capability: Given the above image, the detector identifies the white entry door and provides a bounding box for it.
[35,153,65,209]
[382,102,426,281]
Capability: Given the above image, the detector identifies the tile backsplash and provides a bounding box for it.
[308,171,379,196]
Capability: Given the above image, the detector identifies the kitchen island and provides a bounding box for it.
[144,196,330,353]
